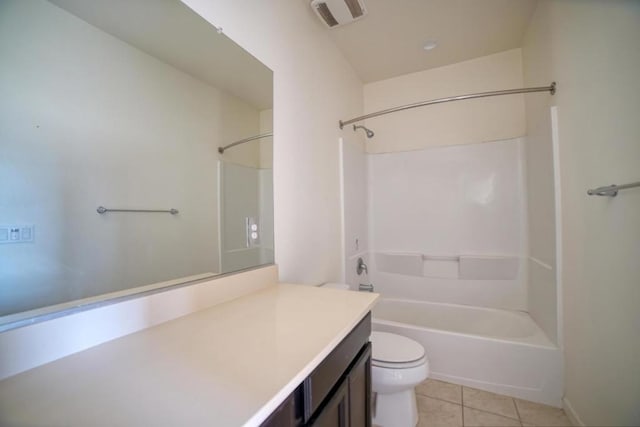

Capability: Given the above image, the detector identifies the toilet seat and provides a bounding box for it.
[370,331,426,369]
[373,357,427,369]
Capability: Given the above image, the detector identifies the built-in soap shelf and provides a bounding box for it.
[375,252,519,280]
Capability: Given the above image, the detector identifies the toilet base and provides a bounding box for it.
[373,388,419,427]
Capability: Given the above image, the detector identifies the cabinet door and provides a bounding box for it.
[348,343,372,427]
[310,378,350,427]
[303,313,371,422]
[260,386,303,427]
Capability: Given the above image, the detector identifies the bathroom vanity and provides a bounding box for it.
[262,312,372,426]
[0,284,378,426]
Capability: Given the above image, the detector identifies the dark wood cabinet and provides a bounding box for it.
[348,343,372,427]
[261,313,372,427]
[310,377,350,427]
[260,386,304,427]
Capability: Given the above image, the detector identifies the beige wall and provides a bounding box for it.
[183,0,364,284]
[363,49,525,153]
[523,1,640,425]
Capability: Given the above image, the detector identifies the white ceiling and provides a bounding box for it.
[313,0,538,83]
[49,0,273,110]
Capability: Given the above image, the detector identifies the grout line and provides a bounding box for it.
[417,393,462,406]
[461,387,465,426]
[429,381,542,425]
[514,397,523,423]
[459,387,521,423]
[460,392,465,427]
[462,403,521,422]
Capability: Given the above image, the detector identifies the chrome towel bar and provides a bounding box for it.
[587,181,640,197]
[97,206,179,215]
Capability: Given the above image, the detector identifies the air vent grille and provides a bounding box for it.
[315,2,339,27]
[310,0,368,29]
[344,0,364,18]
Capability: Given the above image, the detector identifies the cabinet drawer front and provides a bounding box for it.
[303,312,371,422]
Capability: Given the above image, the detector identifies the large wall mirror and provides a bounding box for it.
[0,0,274,330]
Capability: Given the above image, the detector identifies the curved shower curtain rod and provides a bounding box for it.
[339,82,556,129]
[218,132,273,154]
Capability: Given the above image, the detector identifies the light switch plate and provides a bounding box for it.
[0,224,35,244]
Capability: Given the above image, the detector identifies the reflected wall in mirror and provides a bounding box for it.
[0,0,273,328]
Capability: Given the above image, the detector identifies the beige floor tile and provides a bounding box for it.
[463,407,521,427]
[417,395,463,427]
[515,399,572,426]
[416,379,463,404]
[462,387,518,419]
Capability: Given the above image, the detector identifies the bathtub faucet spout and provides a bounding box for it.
[359,283,374,292]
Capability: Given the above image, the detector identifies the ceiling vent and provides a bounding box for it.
[311,0,368,28]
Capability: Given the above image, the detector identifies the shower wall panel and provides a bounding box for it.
[368,138,528,310]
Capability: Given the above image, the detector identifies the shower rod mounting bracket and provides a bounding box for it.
[587,181,640,197]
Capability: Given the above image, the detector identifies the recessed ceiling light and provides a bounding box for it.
[423,40,438,51]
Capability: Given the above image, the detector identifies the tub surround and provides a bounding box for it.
[367,138,528,311]
[0,284,379,427]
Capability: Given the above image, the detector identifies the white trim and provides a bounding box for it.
[217,160,223,272]
[551,106,564,352]
[338,137,347,283]
[563,396,585,426]
[518,137,530,311]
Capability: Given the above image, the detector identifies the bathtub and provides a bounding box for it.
[372,298,563,407]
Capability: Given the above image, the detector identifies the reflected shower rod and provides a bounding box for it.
[218,132,273,154]
[339,82,556,128]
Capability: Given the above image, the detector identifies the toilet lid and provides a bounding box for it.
[370,331,425,364]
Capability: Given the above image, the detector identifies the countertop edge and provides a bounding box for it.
[243,294,379,426]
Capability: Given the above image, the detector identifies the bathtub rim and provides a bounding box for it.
[372,298,556,349]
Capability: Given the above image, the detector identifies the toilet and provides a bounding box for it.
[319,283,429,427]
[371,331,429,427]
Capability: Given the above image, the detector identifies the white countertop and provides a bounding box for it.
[0,284,379,427]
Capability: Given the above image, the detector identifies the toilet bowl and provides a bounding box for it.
[318,283,429,426]
[371,331,429,427]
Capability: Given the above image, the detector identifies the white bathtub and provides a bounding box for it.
[372,299,563,407]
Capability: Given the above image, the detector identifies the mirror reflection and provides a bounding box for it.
[0,0,274,327]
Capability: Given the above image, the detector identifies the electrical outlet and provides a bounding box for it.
[245,217,260,247]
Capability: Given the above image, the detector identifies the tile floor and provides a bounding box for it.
[410,379,573,427]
